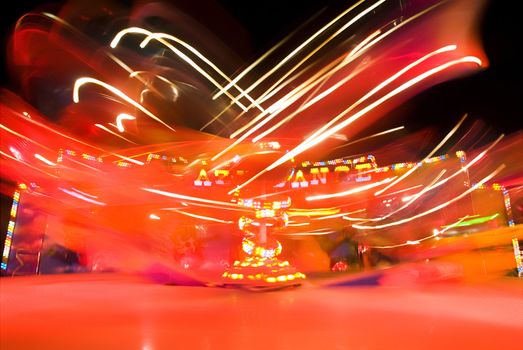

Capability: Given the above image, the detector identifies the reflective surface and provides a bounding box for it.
[1,272,521,350]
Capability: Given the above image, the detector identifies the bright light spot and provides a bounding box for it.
[115,113,136,132]
[9,146,23,161]
[34,153,56,166]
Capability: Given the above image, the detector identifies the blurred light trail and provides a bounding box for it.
[312,209,366,220]
[248,0,387,109]
[306,176,396,201]
[252,45,457,145]
[0,124,53,151]
[418,134,504,189]
[0,151,59,178]
[244,0,447,128]
[115,113,136,132]
[364,170,447,222]
[226,5,396,140]
[287,208,340,217]
[19,116,145,165]
[163,202,250,213]
[250,63,366,143]
[346,30,382,59]
[331,126,405,152]
[287,222,310,227]
[162,208,234,224]
[34,153,57,166]
[222,56,346,144]
[374,112,468,196]
[139,32,264,112]
[210,14,316,100]
[278,228,336,236]
[229,55,483,194]
[225,0,384,110]
[73,77,175,132]
[71,188,98,199]
[245,1,455,142]
[289,45,458,146]
[35,12,139,76]
[250,0,442,112]
[128,71,179,102]
[342,215,369,222]
[353,164,506,230]
[58,187,107,206]
[111,27,250,111]
[94,124,137,144]
[369,215,471,249]
[350,135,504,224]
[142,188,241,209]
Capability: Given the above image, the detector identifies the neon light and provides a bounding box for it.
[194,169,212,186]
[446,213,499,227]
[512,238,522,277]
[2,189,21,271]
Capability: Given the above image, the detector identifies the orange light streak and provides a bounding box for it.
[142,188,241,209]
[312,209,366,220]
[258,45,457,143]
[306,176,396,201]
[0,151,59,178]
[352,165,505,230]
[229,56,482,195]
[374,112,467,196]
[246,2,452,141]
[162,208,234,224]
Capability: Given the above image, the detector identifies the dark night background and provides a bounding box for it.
[0,1,521,258]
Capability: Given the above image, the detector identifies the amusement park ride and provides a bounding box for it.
[1,137,517,287]
[1,0,521,288]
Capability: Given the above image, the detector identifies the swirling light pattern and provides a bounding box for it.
[0,0,521,292]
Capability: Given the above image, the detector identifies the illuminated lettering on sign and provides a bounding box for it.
[291,170,309,188]
[310,167,329,185]
[194,169,212,186]
[214,169,230,185]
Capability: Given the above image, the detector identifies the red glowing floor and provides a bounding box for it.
[1,273,521,349]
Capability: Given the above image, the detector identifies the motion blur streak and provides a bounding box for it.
[353,164,506,230]
[230,56,483,194]
[306,177,397,201]
[374,112,468,196]
[73,77,175,132]
[252,46,457,143]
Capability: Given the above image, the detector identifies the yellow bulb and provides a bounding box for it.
[276,275,287,282]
